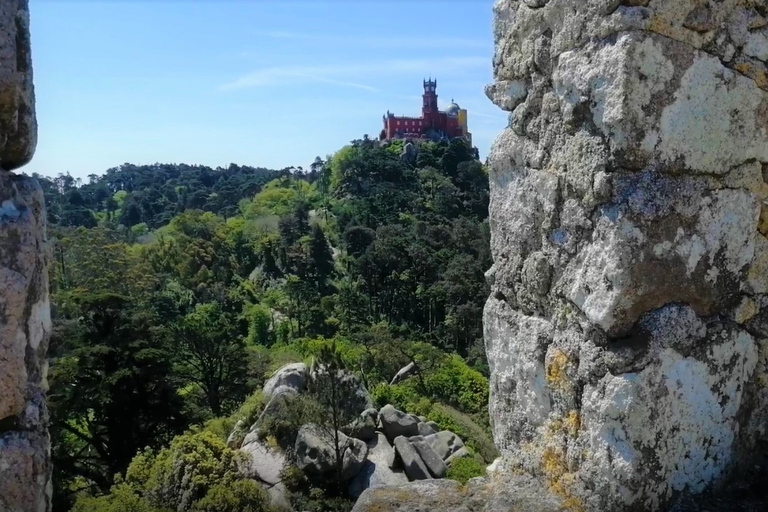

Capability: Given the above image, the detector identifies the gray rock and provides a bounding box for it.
[348,434,408,499]
[227,419,246,448]
[417,421,437,437]
[295,424,368,481]
[342,408,378,441]
[239,435,287,485]
[310,364,373,415]
[426,421,439,432]
[485,0,768,510]
[390,361,418,385]
[425,430,464,460]
[0,178,52,509]
[393,436,431,481]
[380,404,420,441]
[445,447,471,466]
[262,362,307,401]
[0,0,36,170]
[408,435,447,478]
[351,475,567,512]
[266,481,293,511]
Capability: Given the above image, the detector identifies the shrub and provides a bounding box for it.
[74,430,273,512]
[446,457,485,484]
[423,355,488,415]
[71,483,156,512]
[425,404,499,464]
[191,480,272,512]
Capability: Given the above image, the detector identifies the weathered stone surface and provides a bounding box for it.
[239,434,287,486]
[390,361,418,385]
[262,362,307,401]
[0,170,51,512]
[426,430,465,461]
[0,0,36,170]
[445,447,471,466]
[380,404,420,441]
[348,433,408,499]
[342,408,378,441]
[417,421,437,437]
[294,424,368,482]
[309,363,373,415]
[351,474,567,512]
[485,0,768,510]
[408,435,447,478]
[393,435,431,481]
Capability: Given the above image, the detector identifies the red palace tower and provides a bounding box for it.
[379,79,472,145]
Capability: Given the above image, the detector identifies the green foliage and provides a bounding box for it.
[425,404,498,464]
[191,480,272,512]
[45,136,492,511]
[446,457,485,484]
[73,431,273,512]
[423,355,489,415]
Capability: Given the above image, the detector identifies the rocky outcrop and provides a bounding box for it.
[351,474,567,512]
[348,433,408,499]
[294,424,368,482]
[0,1,51,511]
[484,0,768,510]
[262,362,307,401]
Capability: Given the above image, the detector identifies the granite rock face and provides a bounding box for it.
[0,2,50,511]
[0,0,36,171]
[484,0,768,510]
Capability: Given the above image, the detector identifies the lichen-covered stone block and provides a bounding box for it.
[485,0,768,510]
[0,2,49,510]
[0,0,36,170]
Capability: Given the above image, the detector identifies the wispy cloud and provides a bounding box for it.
[253,30,491,50]
[220,56,487,92]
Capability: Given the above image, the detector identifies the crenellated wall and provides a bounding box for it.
[0,1,52,511]
[484,0,768,510]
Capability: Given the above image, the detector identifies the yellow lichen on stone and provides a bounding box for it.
[546,350,571,391]
[734,61,768,90]
[733,296,757,324]
[541,447,584,512]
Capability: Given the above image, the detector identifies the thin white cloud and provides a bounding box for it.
[253,30,491,50]
[220,56,487,92]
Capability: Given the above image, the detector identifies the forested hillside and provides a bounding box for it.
[44,137,494,511]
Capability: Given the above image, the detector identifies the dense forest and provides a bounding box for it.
[42,137,495,511]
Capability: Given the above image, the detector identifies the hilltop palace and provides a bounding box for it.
[379,79,472,145]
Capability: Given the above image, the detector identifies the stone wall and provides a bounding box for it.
[0,1,51,511]
[484,0,768,510]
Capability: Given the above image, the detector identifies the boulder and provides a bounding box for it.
[239,434,287,486]
[426,421,439,432]
[425,430,464,460]
[417,421,436,437]
[266,482,293,511]
[389,361,418,385]
[309,364,372,415]
[408,435,447,478]
[226,419,246,448]
[348,433,408,499]
[393,435,431,481]
[262,362,307,401]
[350,475,567,512]
[250,387,298,432]
[295,424,368,481]
[380,404,420,441]
[342,408,378,441]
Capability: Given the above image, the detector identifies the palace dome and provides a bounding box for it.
[445,101,461,116]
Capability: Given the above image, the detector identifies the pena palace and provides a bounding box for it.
[379,79,472,145]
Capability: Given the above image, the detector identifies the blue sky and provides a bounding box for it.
[24,0,507,179]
